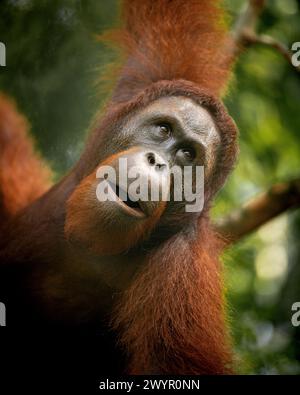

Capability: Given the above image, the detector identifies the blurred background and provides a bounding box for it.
[0,0,299,374]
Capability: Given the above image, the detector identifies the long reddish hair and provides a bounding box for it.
[112,215,233,375]
[102,0,233,105]
[0,0,237,375]
[99,1,236,374]
[0,95,51,222]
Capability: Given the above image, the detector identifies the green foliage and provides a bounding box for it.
[0,0,299,374]
[221,0,300,374]
[0,0,119,174]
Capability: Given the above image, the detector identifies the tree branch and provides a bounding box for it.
[232,0,300,72]
[232,0,266,56]
[215,178,300,244]
[243,33,300,72]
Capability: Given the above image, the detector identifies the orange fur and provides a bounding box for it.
[112,221,233,374]
[0,0,238,375]
[0,94,51,221]
[103,0,233,104]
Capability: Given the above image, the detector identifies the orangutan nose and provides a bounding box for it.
[146,152,167,171]
[112,147,170,217]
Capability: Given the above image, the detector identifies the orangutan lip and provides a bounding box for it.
[108,182,146,218]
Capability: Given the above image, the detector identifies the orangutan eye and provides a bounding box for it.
[158,123,172,137]
[182,148,195,161]
[175,147,196,164]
